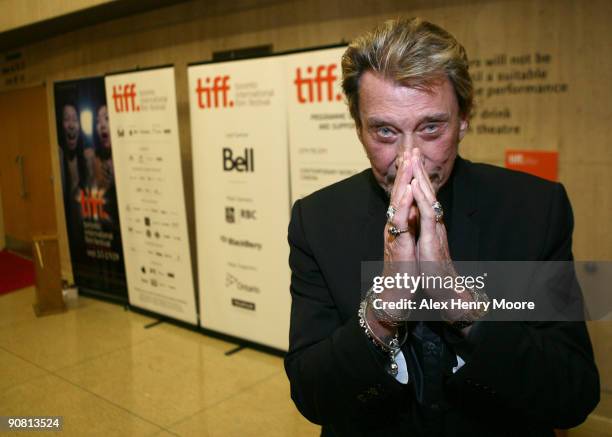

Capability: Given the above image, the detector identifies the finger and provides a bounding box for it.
[385,178,417,249]
[411,149,433,189]
[411,177,436,237]
[389,156,409,211]
[412,157,446,228]
[403,151,415,188]
[389,158,413,221]
[402,183,414,216]
[436,218,449,253]
[412,153,436,204]
[389,154,404,203]
[387,167,411,230]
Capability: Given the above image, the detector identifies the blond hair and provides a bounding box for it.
[342,17,473,125]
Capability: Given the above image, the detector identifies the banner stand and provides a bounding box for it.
[105,66,198,325]
[88,298,286,357]
[78,286,130,306]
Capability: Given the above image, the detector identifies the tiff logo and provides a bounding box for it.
[294,64,342,104]
[112,84,139,113]
[79,188,109,220]
[196,76,233,109]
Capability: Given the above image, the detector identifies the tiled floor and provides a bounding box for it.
[2,287,609,437]
[0,287,320,436]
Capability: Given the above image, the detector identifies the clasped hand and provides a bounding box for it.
[377,148,458,322]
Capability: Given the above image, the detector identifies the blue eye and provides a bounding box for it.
[423,124,438,134]
[377,127,394,137]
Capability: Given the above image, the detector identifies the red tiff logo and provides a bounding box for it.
[196,76,233,109]
[294,64,342,104]
[112,84,139,113]
[80,189,109,220]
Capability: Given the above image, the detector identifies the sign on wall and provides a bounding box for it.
[105,67,197,324]
[54,77,128,301]
[505,149,558,181]
[188,57,291,350]
[285,46,370,202]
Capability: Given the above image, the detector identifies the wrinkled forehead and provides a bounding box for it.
[358,71,459,120]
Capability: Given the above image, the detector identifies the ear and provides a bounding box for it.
[458,117,468,142]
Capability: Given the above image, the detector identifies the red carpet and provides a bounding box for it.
[0,250,35,295]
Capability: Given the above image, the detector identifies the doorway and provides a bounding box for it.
[0,84,57,256]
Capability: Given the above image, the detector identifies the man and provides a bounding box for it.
[285,18,599,436]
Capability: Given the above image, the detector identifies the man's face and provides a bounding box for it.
[62,105,80,150]
[96,105,110,149]
[356,71,468,195]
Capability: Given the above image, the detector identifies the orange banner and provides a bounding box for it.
[505,150,558,181]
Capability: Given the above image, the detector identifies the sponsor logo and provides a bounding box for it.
[225,206,256,223]
[294,64,342,104]
[196,75,233,109]
[79,188,109,220]
[225,206,236,223]
[223,147,254,172]
[507,153,524,165]
[231,298,256,311]
[226,273,260,293]
[240,209,256,220]
[219,235,262,250]
[112,83,140,112]
[227,261,258,271]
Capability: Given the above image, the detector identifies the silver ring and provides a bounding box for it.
[432,201,444,222]
[386,205,397,222]
[388,225,409,237]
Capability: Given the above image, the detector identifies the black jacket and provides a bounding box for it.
[285,157,599,436]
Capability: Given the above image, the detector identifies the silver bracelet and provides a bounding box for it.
[358,299,408,376]
[366,287,410,327]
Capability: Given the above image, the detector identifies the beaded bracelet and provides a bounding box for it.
[358,299,408,376]
[366,286,411,327]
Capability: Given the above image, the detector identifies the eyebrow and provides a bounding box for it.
[365,117,394,127]
[366,112,450,127]
[420,113,450,123]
